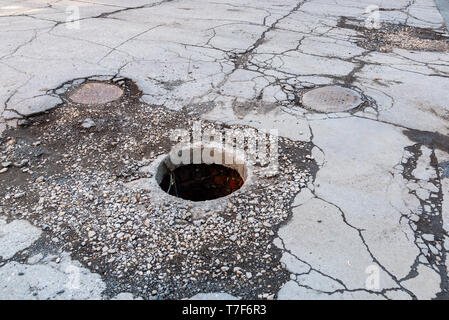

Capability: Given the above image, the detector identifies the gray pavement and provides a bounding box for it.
[435,0,449,29]
[1,0,449,300]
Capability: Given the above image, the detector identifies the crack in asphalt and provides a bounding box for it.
[394,142,449,299]
[1,0,448,300]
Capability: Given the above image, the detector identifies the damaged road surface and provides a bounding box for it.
[1,0,449,300]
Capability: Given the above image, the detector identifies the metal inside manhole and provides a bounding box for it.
[69,82,124,104]
[156,144,247,202]
[301,85,363,113]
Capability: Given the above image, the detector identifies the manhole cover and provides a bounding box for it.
[160,164,244,201]
[69,82,123,104]
[301,85,363,113]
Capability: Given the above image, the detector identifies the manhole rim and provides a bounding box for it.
[150,142,255,206]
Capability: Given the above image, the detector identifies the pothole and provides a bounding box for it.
[301,85,363,113]
[69,82,124,104]
[160,164,244,201]
[0,108,317,299]
[156,144,247,202]
[338,17,449,52]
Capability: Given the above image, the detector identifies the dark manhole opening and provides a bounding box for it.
[159,163,244,202]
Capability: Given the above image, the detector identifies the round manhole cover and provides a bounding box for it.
[301,86,363,113]
[69,82,123,104]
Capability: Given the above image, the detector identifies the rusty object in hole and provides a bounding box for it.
[159,164,244,201]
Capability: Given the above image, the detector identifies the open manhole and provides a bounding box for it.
[301,85,363,113]
[160,164,244,201]
[69,82,124,104]
[156,144,247,202]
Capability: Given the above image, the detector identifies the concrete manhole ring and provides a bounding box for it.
[156,143,248,202]
[69,82,124,105]
[301,85,363,113]
[126,142,253,220]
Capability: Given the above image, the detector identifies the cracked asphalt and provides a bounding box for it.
[1,0,449,300]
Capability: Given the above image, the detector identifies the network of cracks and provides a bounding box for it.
[1,5,449,298]
[0,78,321,299]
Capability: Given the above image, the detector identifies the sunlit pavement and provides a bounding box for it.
[1,0,449,300]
